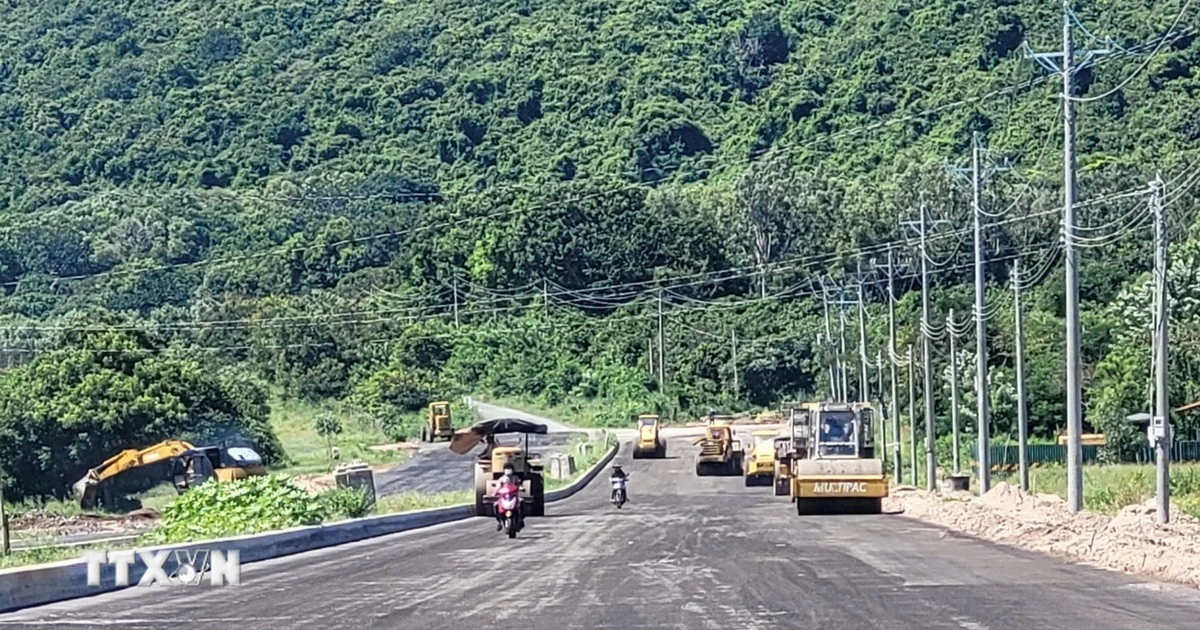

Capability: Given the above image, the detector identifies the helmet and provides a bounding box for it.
[502,462,515,472]
[612,464,623,471]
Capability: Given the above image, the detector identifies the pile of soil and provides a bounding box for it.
[887,482,1200,588]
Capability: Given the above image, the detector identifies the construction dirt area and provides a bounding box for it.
[9,508,160,541]
[886,482,1200,589]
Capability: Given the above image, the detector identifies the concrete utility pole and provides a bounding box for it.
[822,286,839,401]
[877,349,889,467]
[452,279,460,328]
[949,131,1011,494]
[731,329,740,397]
[657,289,666,388]
[1025,0,1109,513]
[908,345,917,486]
[0,477,8,556]
[648,337,655,377]
[902,207,950,491]
[887,247,902,480]
[1151,174,1171,524]
[838,307,850,402]
[948,309,963,475]
[857,258,870,403]
[1013,259,1031,491]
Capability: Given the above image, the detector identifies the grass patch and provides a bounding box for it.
[991,463,1200,517]
[269,398,405,474]
[0,545,93,570]
[376,490,475,514]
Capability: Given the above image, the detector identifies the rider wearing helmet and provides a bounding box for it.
[609,464,628,502]
[495,462,519,531]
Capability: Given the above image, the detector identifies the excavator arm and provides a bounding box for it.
[73,440,195,507]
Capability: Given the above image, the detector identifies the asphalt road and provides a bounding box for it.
[373,402,590,496]
[5,434,1200,628]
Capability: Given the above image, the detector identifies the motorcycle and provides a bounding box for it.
[496,481,522,538]
[610,476,627,509]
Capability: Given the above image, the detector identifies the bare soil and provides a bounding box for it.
[10,508,160,539]
[886,481,1200,589]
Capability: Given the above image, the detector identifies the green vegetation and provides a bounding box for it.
[0,0,1197,514]
[143,474,326,544]
[994,464,1200,519]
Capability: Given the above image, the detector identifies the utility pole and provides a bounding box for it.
[452,279,460,328]
[822,288,839,401]
[657,289,666,388]
[857,258,870,403]
[1025,0,1109,514]
[902,206,950,491]
[1013,259,1030,491]
[949,131,1011,494]
[731,330,740,397]
[648,337,655,378]
[1151,174,1170,524]
[0,476,8,556]
[887,247,902,481]
[948,309,962,475]
[877,349,889,467]
[838,306,850,402]
[908,344,917,486]
[543,279,550,314]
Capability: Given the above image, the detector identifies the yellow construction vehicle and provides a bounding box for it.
[422,401,454,442]
[73,440,267,509]
[791,401,888,514]
[632,414,666,459]
[450,418,548,518]
[742,430,779,486]
[773,404,815,496]
[693,423,742,476]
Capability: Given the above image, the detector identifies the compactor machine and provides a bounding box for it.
[632,414,666,459]
[450,418,548,517]
[790,402,888,514]
[422,401,454,442]
[693,423,742,476]
[773,404,814,496]
[742,430,779,487]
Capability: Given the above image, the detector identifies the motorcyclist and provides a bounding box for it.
[609,464,628,503]
[495,462,520,531]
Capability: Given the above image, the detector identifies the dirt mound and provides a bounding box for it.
[890,485,1200,589]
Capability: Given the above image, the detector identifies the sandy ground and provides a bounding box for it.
[887,481,1200,589]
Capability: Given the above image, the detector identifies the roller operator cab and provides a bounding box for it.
[791,402,889,515]
[632,414,666,459]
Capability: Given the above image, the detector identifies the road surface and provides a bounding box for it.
[373,402,589,495]
[4,433,1200,628]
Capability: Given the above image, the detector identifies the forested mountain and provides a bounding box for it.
[1,0,1198,497]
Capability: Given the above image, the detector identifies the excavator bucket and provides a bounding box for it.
[73,472,101,508]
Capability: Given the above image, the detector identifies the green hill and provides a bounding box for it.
[0,0,1198,497]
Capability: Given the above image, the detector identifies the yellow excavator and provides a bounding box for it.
[73,440,267,509]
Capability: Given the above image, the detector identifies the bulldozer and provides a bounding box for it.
[791,401,888,515]
[693,423,742,476]
[773,404,815,496]
[422,401,454,442]
[449,418,548,518]
[742,430,779,487]
[73,440,267,509]
[632,414,666,459]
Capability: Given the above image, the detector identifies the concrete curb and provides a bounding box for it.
[0,440,620,613]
